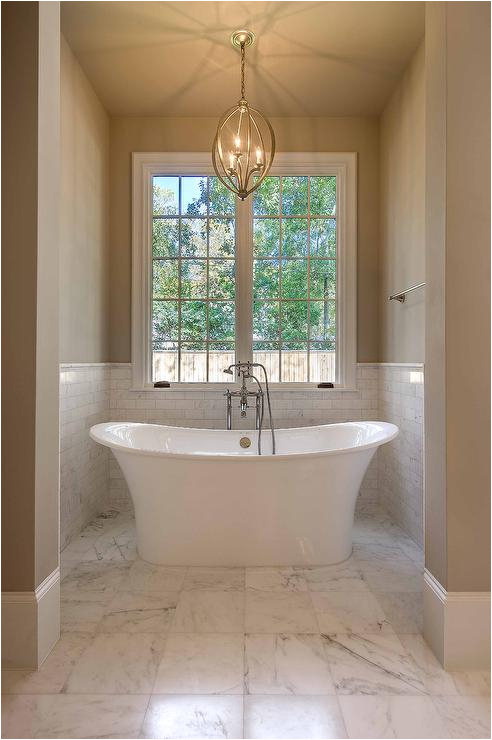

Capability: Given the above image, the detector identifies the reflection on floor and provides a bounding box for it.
[2,508,490,739]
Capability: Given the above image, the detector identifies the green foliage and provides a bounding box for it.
[310,176,336,215]
[151,174,338,379]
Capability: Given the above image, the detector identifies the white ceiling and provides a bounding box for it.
[61,1,425,117]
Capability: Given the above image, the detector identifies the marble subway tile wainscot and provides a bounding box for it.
[378,364,424,546]
[60,364,111,549]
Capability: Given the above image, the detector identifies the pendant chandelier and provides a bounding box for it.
[212,30,275,200]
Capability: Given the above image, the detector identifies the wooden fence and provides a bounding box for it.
[153,351,336,383]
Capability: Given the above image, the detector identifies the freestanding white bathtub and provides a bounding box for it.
[90,421,398,566]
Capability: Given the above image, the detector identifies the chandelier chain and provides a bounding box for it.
[240,42,245,99]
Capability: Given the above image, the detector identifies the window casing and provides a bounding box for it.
[132,152,357,390]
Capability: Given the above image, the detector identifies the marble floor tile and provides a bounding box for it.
[172,591,245,633]
[398,634,458,695]
[396,535,425,566]
[373,591,423,634]
[339,695,448,738]
[451,669,491,696]
[80,534,137,563]
[432,695,491,739]
[98,591,178,633]
[354,558,422,592]
[141,694,243,739]
[61,535,99,564]
[245,567,308,592]
[2,694,149,739]
[312,591,393,635]
[65,633,165,694]
[2,695,46,739]
[125,560,187,592]
[1,634,91,695]
[182,567,245,592]
[245,634,335,695]
[61,592,109,633]
[298,562,370,592]
[322,632,426,695]
[154,634,244,694]
[243,695,347,739]
[352,514,403,546]
[352,542,409,565]
[245,592,318,633]
[61,561,131,594]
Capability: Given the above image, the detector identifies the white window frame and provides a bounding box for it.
[132,151,357,391]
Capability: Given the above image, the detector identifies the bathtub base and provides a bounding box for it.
[117,449,374,566]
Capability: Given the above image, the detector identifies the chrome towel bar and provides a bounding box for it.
[389,282,426,303]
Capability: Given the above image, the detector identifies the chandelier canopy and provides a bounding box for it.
[212,30,275,200]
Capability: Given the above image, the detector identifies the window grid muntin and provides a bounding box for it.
[152,175,236,383]
[252,175,337,383]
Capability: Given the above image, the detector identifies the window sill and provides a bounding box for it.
[130,383,358,393]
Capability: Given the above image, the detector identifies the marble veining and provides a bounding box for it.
[142,695,243,739]
[244,634,335,695]
[3,507,490,739]
[245,592,319,633]
[154,634,244,695]
[312,591,393,634]
[98,591,179,633]
[65,633,166,694]
[321,633,426,695]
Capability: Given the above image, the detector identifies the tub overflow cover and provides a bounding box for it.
[240,437,251,448]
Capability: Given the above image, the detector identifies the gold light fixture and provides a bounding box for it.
[212,30,275,200]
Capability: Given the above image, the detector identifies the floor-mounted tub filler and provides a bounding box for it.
[90,421,398,566]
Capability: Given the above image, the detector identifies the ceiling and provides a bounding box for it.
[61,1,425,118]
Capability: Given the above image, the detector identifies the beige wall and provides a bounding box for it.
[379,43,425,362]
[425,1,490,593]
[2,1,60,592]
[109,116,380,362]
[60,36,110,363]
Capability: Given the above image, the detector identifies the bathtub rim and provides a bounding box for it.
[90,420,399,462]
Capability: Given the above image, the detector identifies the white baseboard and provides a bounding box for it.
[424,569,491,669]
[2,567,60,670]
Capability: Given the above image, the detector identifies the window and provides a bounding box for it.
[133,153,356,389]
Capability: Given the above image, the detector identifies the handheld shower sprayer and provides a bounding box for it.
[222,361,276,455]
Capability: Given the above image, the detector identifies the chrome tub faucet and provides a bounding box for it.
[223,361,276,455]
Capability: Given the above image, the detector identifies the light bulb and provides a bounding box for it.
[229,153,234,170]
[235,136,241,150]
[256,147,262,165]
